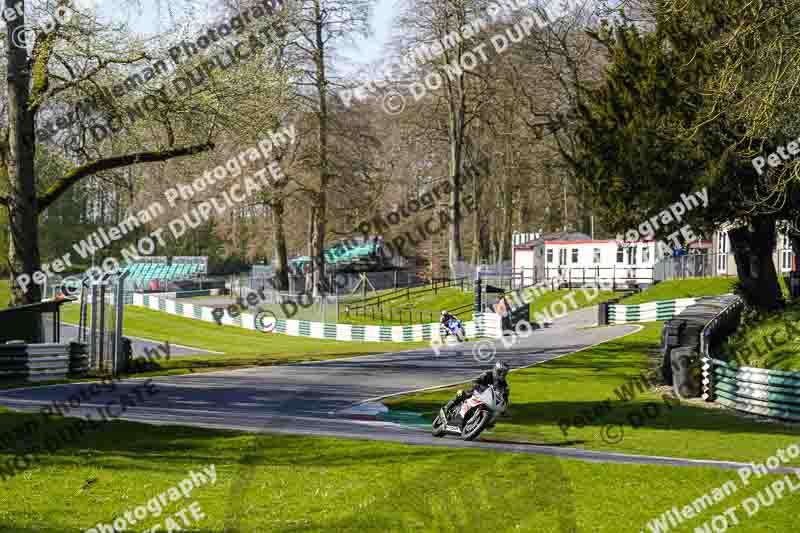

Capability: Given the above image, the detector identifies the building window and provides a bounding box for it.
[642,246,650,263]
[547,249,553,264]
[593,248,601,264]
[571,248,579,264]
[616,246,624,263]
[626,247,637,265]
[559,248,567,265]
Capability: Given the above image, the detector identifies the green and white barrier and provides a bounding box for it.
[702,357,800,422]
[132,293,502,342]
[608,298,697,324]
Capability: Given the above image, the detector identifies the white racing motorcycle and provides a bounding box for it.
[431,384,507,441]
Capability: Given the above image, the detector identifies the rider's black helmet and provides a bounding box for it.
[493,361,509,381]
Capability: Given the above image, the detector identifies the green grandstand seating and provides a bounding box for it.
[120,260,206,285]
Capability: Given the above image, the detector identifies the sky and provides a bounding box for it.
[340,0,397,76]
[91,0,397,77]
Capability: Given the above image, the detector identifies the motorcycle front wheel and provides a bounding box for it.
[431,414,447,437]
[461,409,490,441]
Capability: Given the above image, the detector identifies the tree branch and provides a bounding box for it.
[37,142,215,213]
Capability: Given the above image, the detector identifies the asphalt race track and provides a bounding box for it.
[0,308,775,472]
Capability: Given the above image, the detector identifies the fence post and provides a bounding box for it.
[474,276,482,314]
[612,265,616,291]
[598,302,609,326]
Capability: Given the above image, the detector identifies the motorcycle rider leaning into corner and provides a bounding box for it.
[440,310,457,336]
[444,361,510,421]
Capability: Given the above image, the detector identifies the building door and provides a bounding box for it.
[717,231,728,274]
[780,234,794,273]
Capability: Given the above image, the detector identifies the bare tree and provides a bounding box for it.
[281,0,373,295]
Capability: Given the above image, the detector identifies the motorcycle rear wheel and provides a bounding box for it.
[431,414,447,437]
[461,409,490,441]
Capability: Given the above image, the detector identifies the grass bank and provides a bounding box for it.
[0,408,796,532]
[723,301,800,371]
[0,280,8,309]
[59,304,426,373]
[529,289,623,319]
[620,277,736,305]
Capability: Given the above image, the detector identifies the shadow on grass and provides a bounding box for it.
[389,396,800,439]
[0,412,482,479]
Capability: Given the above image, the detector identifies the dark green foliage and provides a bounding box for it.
[570,1,796,310]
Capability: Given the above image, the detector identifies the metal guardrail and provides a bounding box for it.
[695,296,800,423]
[0,342,88,382]
[342,277,469,321]
[699,296,744,364]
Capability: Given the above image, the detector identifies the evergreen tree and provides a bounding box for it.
[570,1,798,310]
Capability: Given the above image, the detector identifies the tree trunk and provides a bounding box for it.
[270,198,289,291]
[448,140,463,277]
[499,183,514,261]
[471,166,482,265]
[312,0,329,297]
[517,188,530,229]
[306,205,316,293]
[728,218,784,311]
[5,0,43,340]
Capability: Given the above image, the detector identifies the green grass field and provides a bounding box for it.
[387,322,800,464]
[0,409,797,532]
[59,304,426,373]
[621,277,736,304]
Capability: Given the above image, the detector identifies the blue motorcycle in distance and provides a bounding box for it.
[444,318,466,342]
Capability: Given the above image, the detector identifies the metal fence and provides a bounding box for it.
[234,270,426,300]
[510,266,654,290]
[74,271,127,375]
[654,253,736,281]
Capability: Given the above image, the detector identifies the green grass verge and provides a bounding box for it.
[0,409,796,532]
[621,277,737,305]
[723,301,800,370]
[529,289,623,318]
[0,280,8,309]
[59,304,425,372]
[387,323,800,463]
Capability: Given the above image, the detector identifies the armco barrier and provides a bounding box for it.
[608,298,698,324]
[702,358,800,422]
[132,293,503,342]
[0,342,89,382]
[695,295,800,422]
